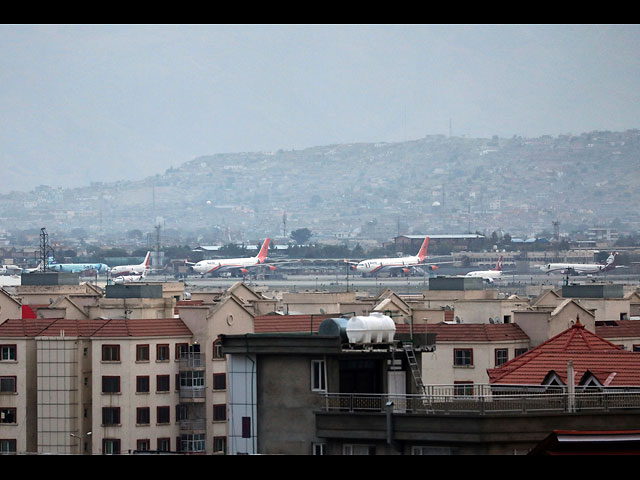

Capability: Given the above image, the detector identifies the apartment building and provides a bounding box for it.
[419,323,530,385]
[532,285,634,323]
[0,289,21,324]
[0,317,196,454]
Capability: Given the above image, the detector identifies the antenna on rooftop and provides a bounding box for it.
[154,217,163,270]
[39,227,53,272]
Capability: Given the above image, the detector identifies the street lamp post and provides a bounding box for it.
[70,431,92,454]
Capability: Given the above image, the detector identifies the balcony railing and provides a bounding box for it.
[322,386,640,416]
[179,386,207,399]
[179,419,206,431]
[179,353,205,368]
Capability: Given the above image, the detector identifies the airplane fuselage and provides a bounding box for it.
[540,263,605,275]
[110,252,151,277]
[0,265,22,276]
[465,270,502,280]
[113,273,145,284]
[48,263,109,274]
[354,255,422,274]
[192,238,271,276]
[192,256,264,275]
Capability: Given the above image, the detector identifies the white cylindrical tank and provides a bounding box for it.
[346,312,396,344]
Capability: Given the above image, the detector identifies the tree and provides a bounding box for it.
[290,228,312,245]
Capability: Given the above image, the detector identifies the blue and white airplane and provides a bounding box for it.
[46,257,109,275]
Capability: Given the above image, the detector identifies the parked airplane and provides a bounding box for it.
[112,269,147,284]
[109,252,152,277]
[345,237,450,276]
[0,264,22,276]
[46,257,109,275]
[189,238,276,276]
[463,256,503,283]
[539,252,621,275]
[22,262,44,274]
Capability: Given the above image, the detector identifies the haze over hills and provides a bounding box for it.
[1,129,638,246]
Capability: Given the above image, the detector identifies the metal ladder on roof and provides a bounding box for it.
[402,342,433,412]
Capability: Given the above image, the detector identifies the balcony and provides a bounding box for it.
[179,386,207,400]
[179,353,205,369]
[179,418,206,431]
[322,385,640,416]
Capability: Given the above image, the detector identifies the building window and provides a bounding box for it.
[136,376,150,393]
[156,375,170,393]
[156,344,170,362]
[0,439,17,454]
[101,376,120,394]
[0,408,17,424]
[213,436,227,454]
[311,359,326,392]
[633,345,640,353]
[181,433,206,453]
[312,443,326,455]
[179,371,204,389]
[213,404,226,422]
[242,417,251,438]
[175,343,188,360]
[175,404,188,422]
[412,446,451,455]
[136,407,150,425]
[136,344,149,362]
[136,439,150,452]
[212,373,226,391]
[453,348,473,367]
[157,406,170,425]
[157,438,170,452]
[102,407,121,426]
[343,444,375,455]
[213,339,223,359]
[495,349,508,367]
[0,345,16,361]
[103,439,120,455]
[102,345,120,362]
[515,348,528,357]
[0,376,16,393]
[453,382,474,397]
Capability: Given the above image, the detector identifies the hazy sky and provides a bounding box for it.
[1,24,639,191]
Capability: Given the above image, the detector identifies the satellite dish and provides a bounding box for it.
[455,316,461,324]
[489,317,494,324]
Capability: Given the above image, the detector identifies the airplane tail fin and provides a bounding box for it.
[417,237,430,262]
[257,238,270,263]
[603,252,618,271]
[494,256,503,271]
[143,251,152,269]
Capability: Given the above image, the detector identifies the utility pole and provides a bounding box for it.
[39,227,53,272]
[282,212,287,240]
[154,221,162,271]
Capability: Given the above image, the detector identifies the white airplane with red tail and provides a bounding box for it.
[109,251,152,277]
[190,238,277,276]
[345,237,450,276]
[463,255,503,283]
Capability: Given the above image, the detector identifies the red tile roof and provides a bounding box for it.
[0,318,192,338]
[0,318,59,337]
[400,323,529,342]
[488,321,640,386]
[596,320,640,339]
[253,314,341,333]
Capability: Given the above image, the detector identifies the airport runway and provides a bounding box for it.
[3,273,638,296]
[175,272,640,295]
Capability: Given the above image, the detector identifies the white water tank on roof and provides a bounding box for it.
[346,312,396,344]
